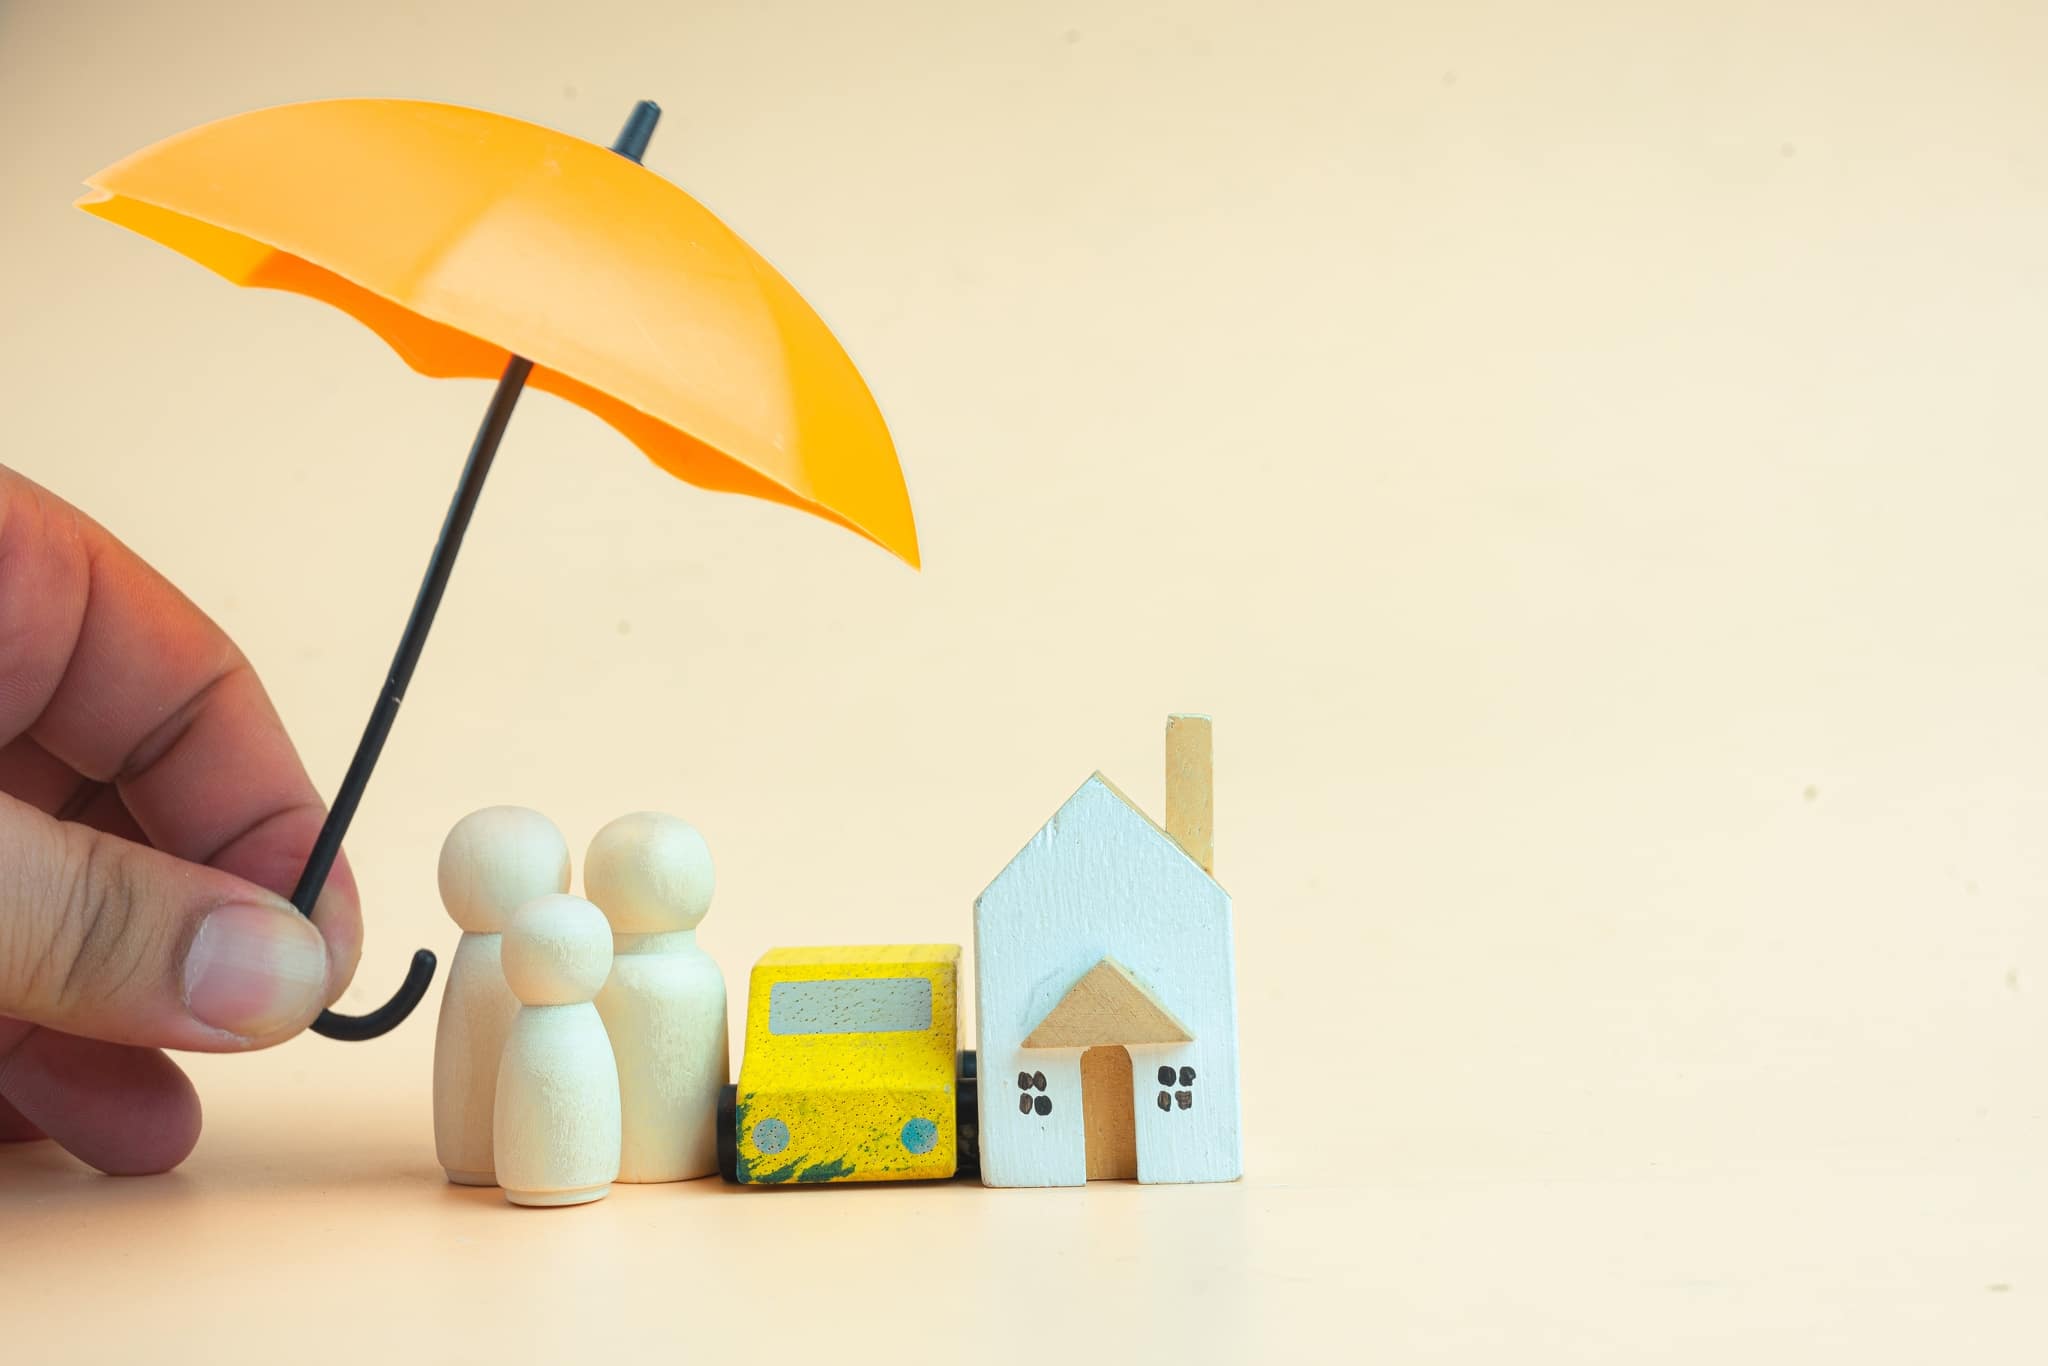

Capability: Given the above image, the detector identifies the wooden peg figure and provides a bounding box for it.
[493,894,622,1207]
[432,806,572,1186]
[587,812,727,1183]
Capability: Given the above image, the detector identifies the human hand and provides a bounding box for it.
[0,467,361,1174]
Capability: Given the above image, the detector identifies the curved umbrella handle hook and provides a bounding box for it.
[314,951,438,1040]
[296,101,664,1042]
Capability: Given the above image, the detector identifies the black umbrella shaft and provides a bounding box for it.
[299,99,662,1041]
[290,356,535,918]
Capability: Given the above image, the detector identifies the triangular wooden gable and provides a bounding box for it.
[1021,957,1194,1049]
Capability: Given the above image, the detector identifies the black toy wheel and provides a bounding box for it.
[716,1083,739,1183]
[955,1053,980,1181]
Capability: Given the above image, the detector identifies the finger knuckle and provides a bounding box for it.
[32,828,161,1014]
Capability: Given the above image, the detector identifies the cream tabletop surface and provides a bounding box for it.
[1,1,2044,1361]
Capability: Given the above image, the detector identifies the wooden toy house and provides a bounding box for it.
[973,716,1242,1186]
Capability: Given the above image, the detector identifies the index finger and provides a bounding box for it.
[0,466,363,988]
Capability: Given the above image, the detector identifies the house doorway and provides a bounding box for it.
[1080,1045,1137,1180]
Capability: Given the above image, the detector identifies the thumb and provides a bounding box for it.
[0,793,333,1050]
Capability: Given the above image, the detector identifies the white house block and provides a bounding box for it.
[974,718,1241,1187]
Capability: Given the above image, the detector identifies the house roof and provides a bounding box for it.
[1022,957,1195,1049]
[975,771,1225,913]
[1088,772,1214,881]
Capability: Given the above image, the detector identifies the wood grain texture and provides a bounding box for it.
[1080,1045,1138,1180]
[1165,713,1214,874]
[431,806,572,1187]
[1021,957,1193,1048]
[975,771,1240,1187]
[595,934,727,1183]
[586,812,727,1183]
[431,932,519,1185]
[494,896,621,1207]
[493,1003,622,1206]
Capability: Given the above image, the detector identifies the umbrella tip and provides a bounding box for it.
[612,101,662,163]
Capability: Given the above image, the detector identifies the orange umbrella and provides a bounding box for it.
[80,98,918,1040]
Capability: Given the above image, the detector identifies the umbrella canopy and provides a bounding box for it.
[79,98,917,566]
[79,99,917,1040]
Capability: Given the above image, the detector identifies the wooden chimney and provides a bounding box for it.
[1164,713,1214,875]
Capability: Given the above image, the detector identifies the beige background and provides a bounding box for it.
[3,0,2045,1359]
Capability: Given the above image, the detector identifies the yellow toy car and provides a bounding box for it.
[716,945,979,1184]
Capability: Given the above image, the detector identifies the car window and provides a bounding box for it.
[769,976,934,1036]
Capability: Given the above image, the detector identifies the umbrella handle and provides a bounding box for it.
[303,354,534,1041]
[311,951,439,1041]
[303,100,663,1041]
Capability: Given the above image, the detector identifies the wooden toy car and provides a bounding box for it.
[716,945,978,1184]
